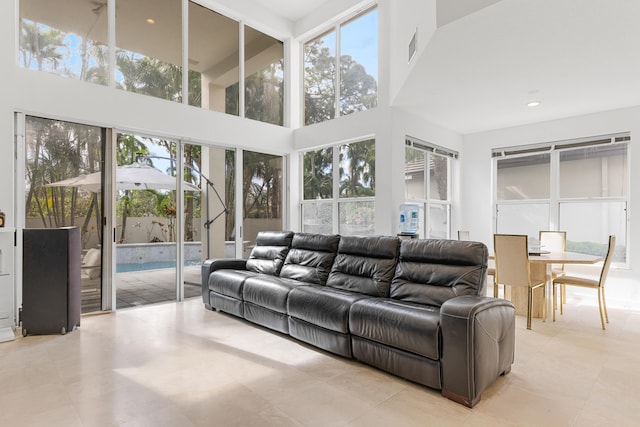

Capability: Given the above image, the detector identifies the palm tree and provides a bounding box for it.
[19,20,66,72]
[339,139,375,198]
[303,148,333,199]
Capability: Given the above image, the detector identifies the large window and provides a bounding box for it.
[115,0,183,101]
[19,0,109,84]
[188,1,239,114]
[244,26,284,126]
[494,135,629,264]
[19,0,285,126]
[301,139,375,235]
[404,138,455,239]
[304,7,378,126]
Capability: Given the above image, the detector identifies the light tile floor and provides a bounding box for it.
[2,269,640,426]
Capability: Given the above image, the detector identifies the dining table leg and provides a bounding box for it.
[508,263,548,319]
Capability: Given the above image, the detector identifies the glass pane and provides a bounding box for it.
[19,0,108,84]
[304,31,336,125]
[339,200,375,236]
[182,143,202,295]
[430,154,449,201]
[302,201,333,234]
[303,148,333,200]
[339,8,378,116]
[339,139,375,198]
[243,151,283,257]
[496,203,550,244]
[25,116,104,314]
[427,203,449,239]
[405,147,425,200]
[559,201,627,263]
[244,26,284,125]
[197,147,235,258]
[559,144,628,198]
[497,154,550,200]
[115,133,177,309]
[224,150,236,256]
[116,0,182,102]
[188,2,239,114]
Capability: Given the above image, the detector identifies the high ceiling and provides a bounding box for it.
[22,0,640,135]
[263,0,640,135]
[393,0,640,134]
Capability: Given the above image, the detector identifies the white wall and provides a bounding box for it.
[387,0,437,104]
[461,106,640,271]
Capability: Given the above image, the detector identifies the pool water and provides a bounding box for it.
[117,260,200,273]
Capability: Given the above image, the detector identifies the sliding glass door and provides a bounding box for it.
[24,116,105,313]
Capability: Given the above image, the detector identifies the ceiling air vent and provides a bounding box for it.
[408,29,417,63]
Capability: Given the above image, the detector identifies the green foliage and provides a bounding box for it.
[303,148,333,200]
[304,39,377,125]
[339,139,375,198]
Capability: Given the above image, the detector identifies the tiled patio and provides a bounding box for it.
[81,265,202,312]
[116,265,201,309]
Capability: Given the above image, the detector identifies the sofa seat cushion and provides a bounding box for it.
[243,275,310,313]
[350,298,441,360]
[287,285,369,334]
[208,270,256,299]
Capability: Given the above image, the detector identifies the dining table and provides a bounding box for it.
[494,250,604,319]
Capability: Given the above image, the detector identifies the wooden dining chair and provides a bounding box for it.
[539,230,567,305]
[457,230,497,295]
[552,235,616,330]
[457,230,470,241]
[494,234,546,329]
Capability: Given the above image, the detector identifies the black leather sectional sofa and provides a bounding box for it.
[202,231,515,407]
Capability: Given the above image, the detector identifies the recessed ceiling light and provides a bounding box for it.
[527,101,541,107]
[146,18,155,24]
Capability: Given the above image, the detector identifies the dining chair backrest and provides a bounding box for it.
[539,231,566,252]
[539,230,566,273]
[494,234,531,288]
[599,235,616,286]
[457,230,470,241]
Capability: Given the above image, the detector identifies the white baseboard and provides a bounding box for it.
[0,327,15,343]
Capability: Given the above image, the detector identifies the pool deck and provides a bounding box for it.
[81,265,202,312]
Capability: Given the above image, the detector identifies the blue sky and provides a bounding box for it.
[340,8,379,81]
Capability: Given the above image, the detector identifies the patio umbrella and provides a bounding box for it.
[46,163,200,192]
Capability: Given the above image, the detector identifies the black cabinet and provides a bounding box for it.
[22,227,81,336]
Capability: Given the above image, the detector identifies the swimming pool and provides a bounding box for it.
[116,259,200,273]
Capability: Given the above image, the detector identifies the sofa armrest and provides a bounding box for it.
[201,259,248,305]
[440,295,515,408]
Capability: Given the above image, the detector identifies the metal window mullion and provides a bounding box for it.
[239,22,245,118]
[182,0,188,105]
[332,146,340,234]
[235,149,243,258]
[334,24,340,119]
[549,149,560,230]
[108,0,116,89]
[176,143,184,301]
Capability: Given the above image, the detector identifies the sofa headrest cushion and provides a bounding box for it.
[246,231,294,275]
[326,235,400,297]
[279,233,340,285]
[337,235,399,259]
[391,239,488,307]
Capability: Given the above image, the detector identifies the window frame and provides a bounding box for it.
[404,137,456,239]
[302,4,378,126]
[493,134,630,266]
[300,137,376,235]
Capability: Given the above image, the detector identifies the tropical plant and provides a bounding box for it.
[303,148,333,199]
[339,139,375,198]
